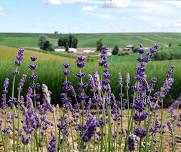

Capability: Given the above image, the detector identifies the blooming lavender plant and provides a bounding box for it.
[0,44,181,152]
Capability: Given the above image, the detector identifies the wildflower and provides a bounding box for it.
[29,74,38,81]
[134,128,147,138]
[42,84,51,104]
[17,74,27,92]
[0,118,2,127]
[64,70,70,76]
[15,48,24,66]
[21,135,31,145]
[133,112,148,122]
[77,56,86,68]
[132,98,145,113]
[1,78,9,104]
[78,56,86,62]
[12,69,19,75]
[29,64,37,70]
[138,47,144,54]
[167,121,173,133]
[77,62,85,68]
[82,118,98,142]
[128,134,135,151]
[118,72,123,86]
[63,63,70,68]
[126,73,130,85]
[149,77,157,92]
[159,66,175,98]
[150,118,161,133]
[62,81,73,93]
[30,56,37,62]
[76,72,86,78]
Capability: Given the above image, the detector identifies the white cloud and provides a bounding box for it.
[156,20,181,28]
[81,6,97,12]
[43,0,87,5]
[0,7,5,16]
[102,0,131,8]
[163,1,181,9]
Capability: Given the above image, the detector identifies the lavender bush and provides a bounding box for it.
[0,45,181,152]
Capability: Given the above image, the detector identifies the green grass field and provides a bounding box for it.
[0,33,181,48]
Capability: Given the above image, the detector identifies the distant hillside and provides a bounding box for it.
[0,32,181,48]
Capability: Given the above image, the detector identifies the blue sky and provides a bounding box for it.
[0,0,181,33]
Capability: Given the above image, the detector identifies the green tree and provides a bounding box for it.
[96,39,103,52]
[72,36,78,48]
[58,34,78,49]
[38,35,48,49]
[112,45,119,55]
[169,43,172,48]
[58,35,68,47]
[38,35,54,51]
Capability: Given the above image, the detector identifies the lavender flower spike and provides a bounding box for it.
[128,134,135,151]
[42,84,51,104]
[48,133,56,152]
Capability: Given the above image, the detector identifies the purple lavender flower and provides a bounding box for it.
[149,77,157,92]
[82,118,98,142]
[29,74,38,81]
[138,47,145,54]
[17,74,27,92]
[134,128,147,138]
[126,73,130,85]
[30,56,37,62]
[63,63,70,68]
[77,56,86,68]
[167,121,173,133]
[133,112,148,122]
[29,64,37,70]
[128,134,135,151]
[118,72,123,86]
[77,62,85,68]
[21,135,31,145]
[62,81,73,93]
[78,56,86,62]
[132,98,145,112]
[12,69,19,75]
[15,48,24,66]
[42,84,51,104]
[150,117,161,133]
[1,78,9,104]
[64,70,70,76]
[159,66,175,98]
[76,72,86,78]
[0,118,2,127]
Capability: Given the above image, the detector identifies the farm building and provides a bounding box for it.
[123,44,134,52]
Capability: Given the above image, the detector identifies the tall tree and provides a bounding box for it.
[96,39,103,52]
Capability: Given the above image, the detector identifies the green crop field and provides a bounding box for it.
[0,33,181,48]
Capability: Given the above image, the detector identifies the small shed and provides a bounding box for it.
[123,44,134,52]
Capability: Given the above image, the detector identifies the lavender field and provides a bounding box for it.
[1,0,181,151]
[0,44,181,152]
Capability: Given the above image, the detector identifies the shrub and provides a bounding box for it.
[96,39,103,52]
[155,47,181,60]
[132,47,139,53]
[112,45,119,55]
[38,35,54,51]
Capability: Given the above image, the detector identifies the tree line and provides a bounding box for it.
[38,34,78,51]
